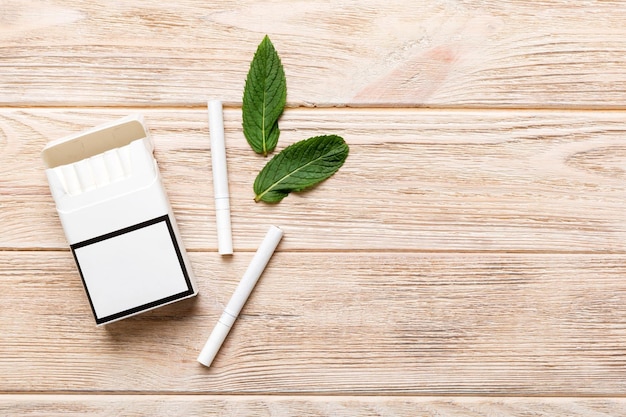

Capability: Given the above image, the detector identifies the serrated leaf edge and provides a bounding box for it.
[242,35,286,156]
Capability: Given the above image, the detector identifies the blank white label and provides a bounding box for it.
[73,218,189,321]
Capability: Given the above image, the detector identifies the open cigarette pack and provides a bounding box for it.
[42,115,197,325]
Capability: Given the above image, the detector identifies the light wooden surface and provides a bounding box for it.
[2,1,626,416]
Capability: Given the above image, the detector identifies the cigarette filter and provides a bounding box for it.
[198,225,283,367]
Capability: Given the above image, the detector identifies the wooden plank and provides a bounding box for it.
[1,251,625,394]
[1,395,626,417]
[3,1,626,107]
[1,108,625,252]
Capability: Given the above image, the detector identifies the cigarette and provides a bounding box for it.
[103,149,125,182]
[117,145,132,177]
[208,100,233,255]
[59,164,81,196]
[197,225,284,367]
[89,154,110,188]
[74,159,96,192]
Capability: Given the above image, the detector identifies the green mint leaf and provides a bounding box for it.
[253,135,349,203]
[242,35,286,156]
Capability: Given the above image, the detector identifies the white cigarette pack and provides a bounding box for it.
[42,115,198,325]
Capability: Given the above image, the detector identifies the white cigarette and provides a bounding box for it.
[197,225,284,367]
[89,154,110,188]
[117,145,132,177]
[74,159,96,192]
[103,149,125,182]
[208,100,233,255]
[57,164,81,196]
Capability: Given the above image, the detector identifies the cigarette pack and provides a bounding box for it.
[42,115,198,325]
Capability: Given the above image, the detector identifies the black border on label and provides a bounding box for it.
[70,214,194,325]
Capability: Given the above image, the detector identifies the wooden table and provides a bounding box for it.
[2,1,626,415]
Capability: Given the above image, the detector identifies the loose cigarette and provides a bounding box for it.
[208,100,233,255]
[197,225,284,367]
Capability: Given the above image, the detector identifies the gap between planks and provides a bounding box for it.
[6,105,626,112]
[2,393,626,398]
[3,248,626,255]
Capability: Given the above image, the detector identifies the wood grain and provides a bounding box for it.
[2,395,626,417]
[4,1,626,107]
[1,108,624,252]
[4,0,626,410]
[1,251,625,394]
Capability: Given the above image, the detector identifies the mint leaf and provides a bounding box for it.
[242,35,287,156]
[253,135,349,203]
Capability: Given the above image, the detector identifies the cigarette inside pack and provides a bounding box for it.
[42,115,197,325]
